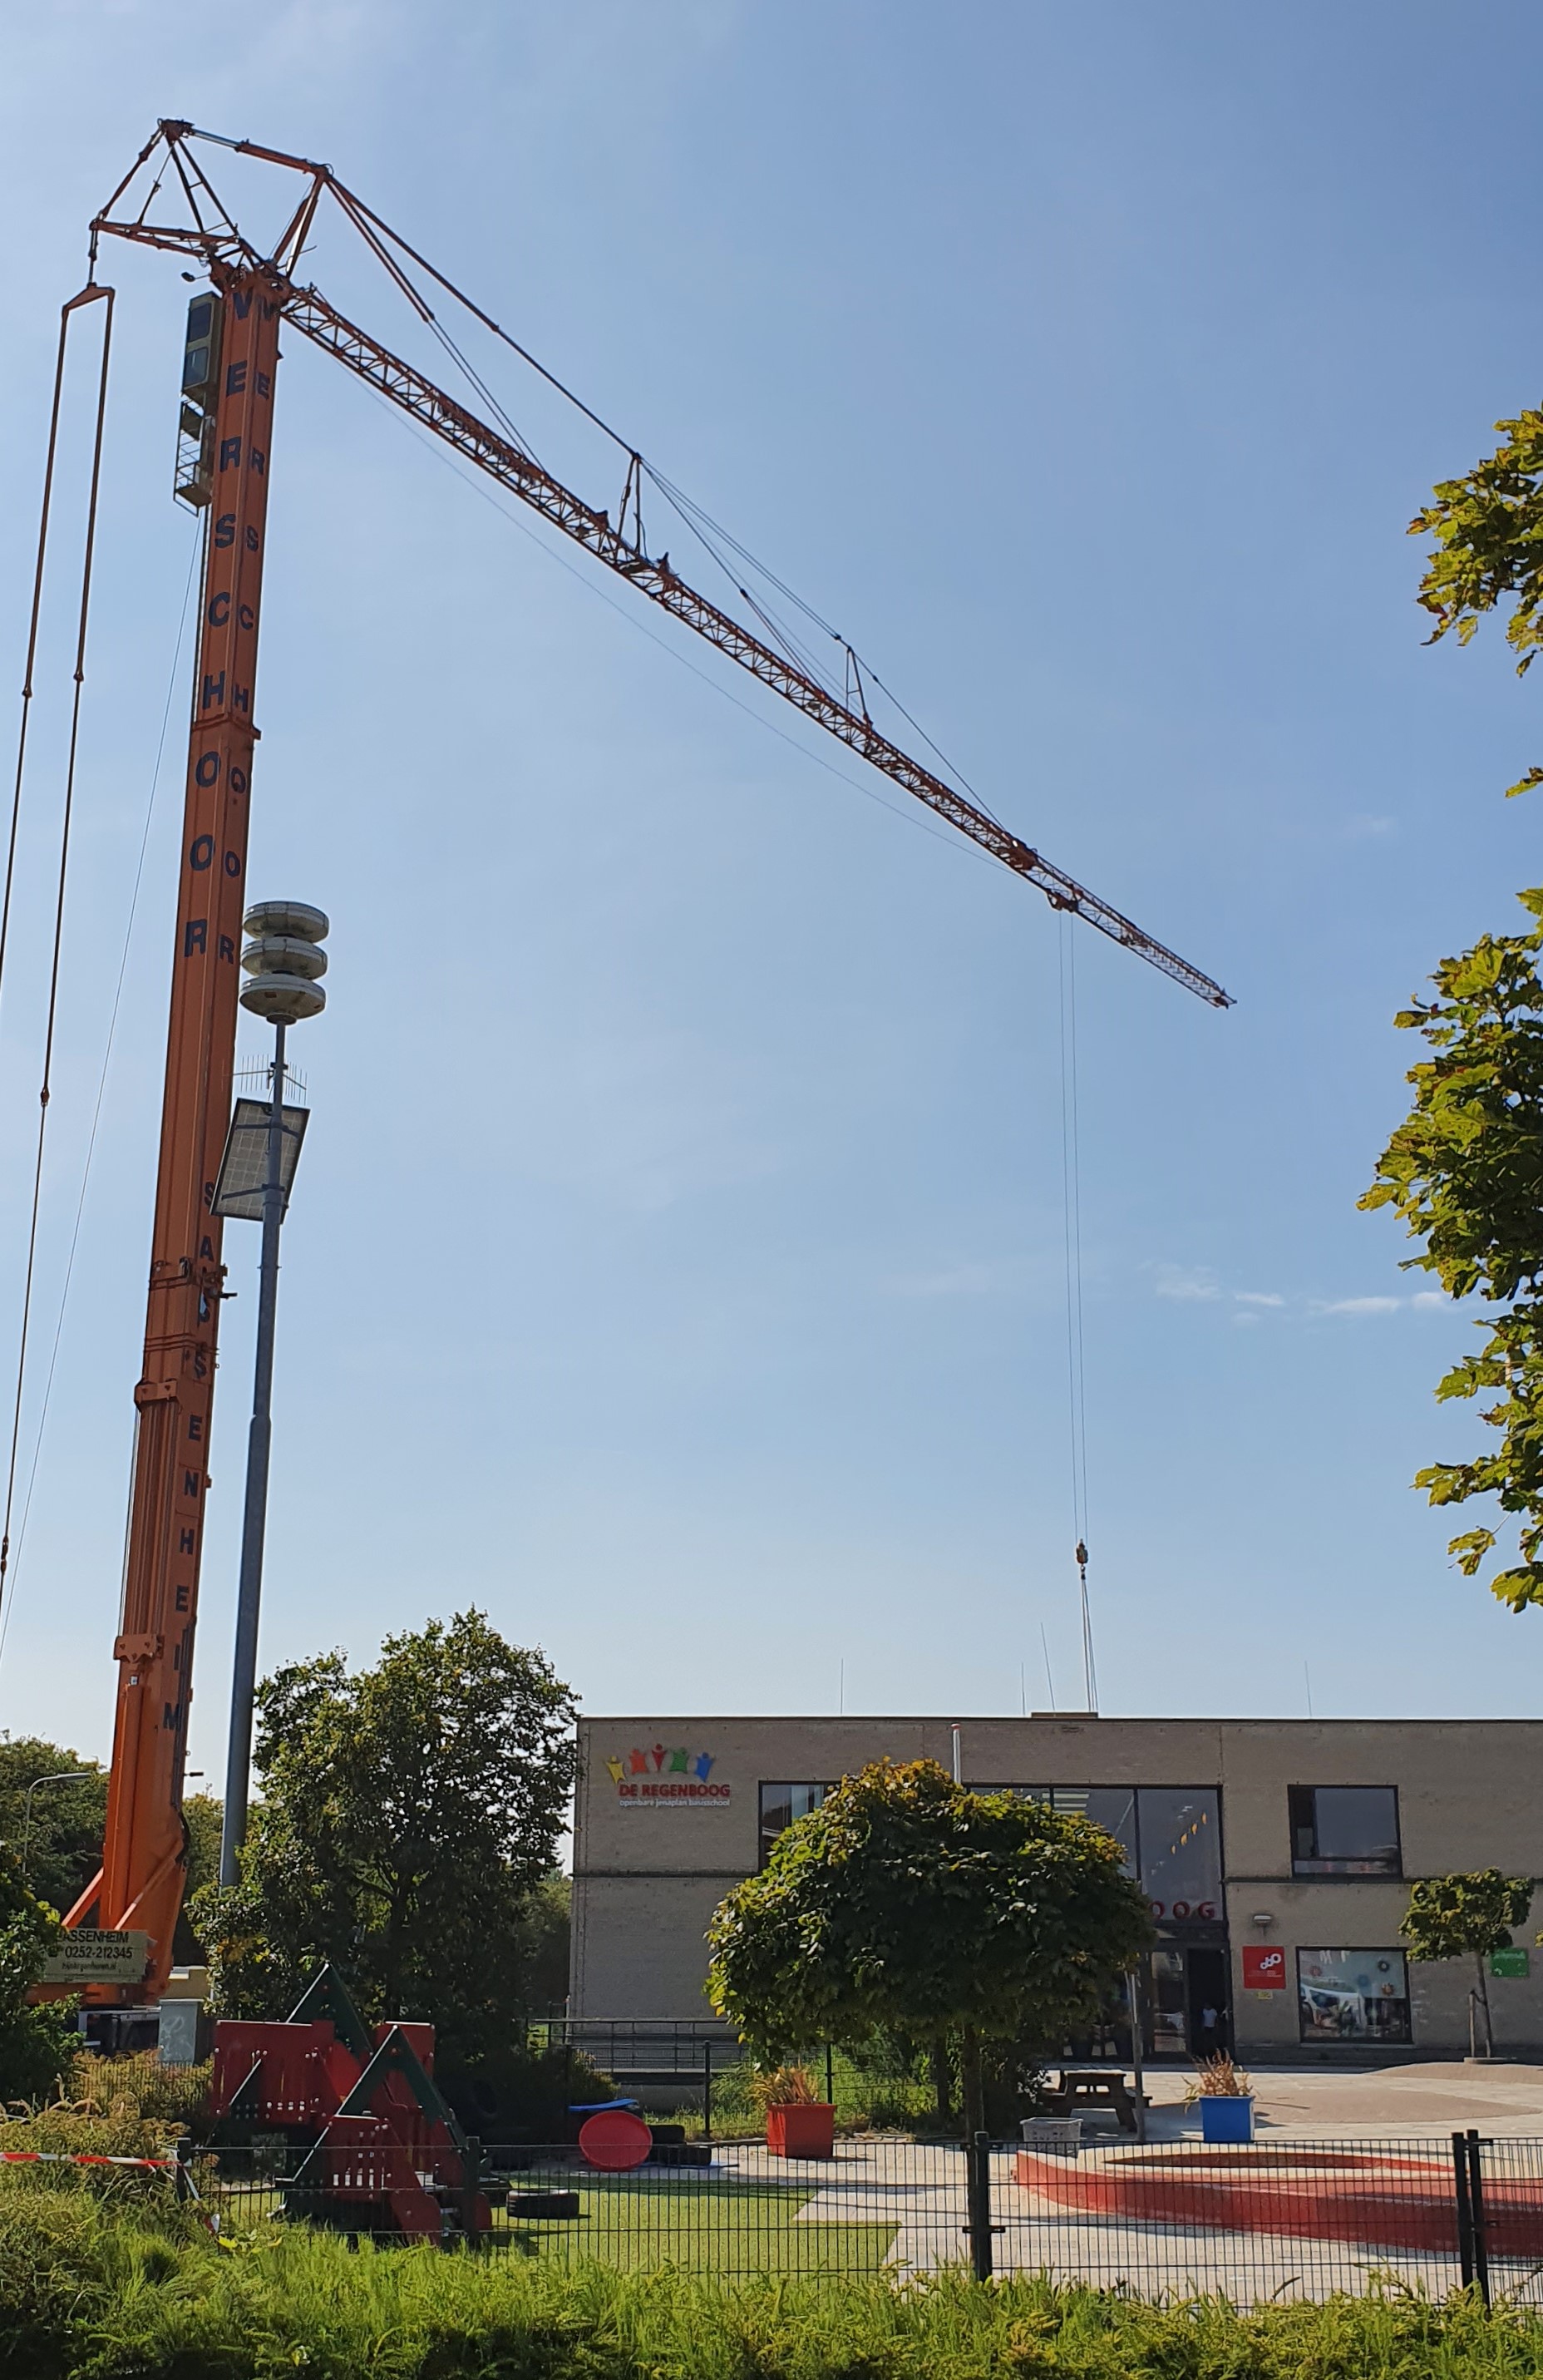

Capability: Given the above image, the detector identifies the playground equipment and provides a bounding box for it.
[209,1965,490,2244]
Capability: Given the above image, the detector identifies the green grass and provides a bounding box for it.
[496,2170,896,2274]
[10,2183,1543,2377]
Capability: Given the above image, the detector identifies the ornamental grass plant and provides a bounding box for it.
[747,2062,821,2110]
[1183,2052,1255,2105]
[0,2050,211,2174]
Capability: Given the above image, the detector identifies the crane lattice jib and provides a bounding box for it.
[91,124,1230,1010]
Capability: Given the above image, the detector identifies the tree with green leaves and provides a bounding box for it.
[1362,897,1543,1607]
[0,1847,76,2102]
[1402,1870,1534,2059]
[174,1791,224,1964]
[0,1736,106,1919]
[706,1758,1154,2139]
[191,1610,575,2063]
[510,1869,572,2017]
[1361,416,1543,1608]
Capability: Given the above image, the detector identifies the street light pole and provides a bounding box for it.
[220,1018,288,1889]
[215,901,328,1890]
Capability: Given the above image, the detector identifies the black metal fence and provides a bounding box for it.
[525,2018,741,2101]
[94,2130,1542,2299]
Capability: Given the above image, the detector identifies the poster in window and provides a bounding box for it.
[1298,1949,1410,2044]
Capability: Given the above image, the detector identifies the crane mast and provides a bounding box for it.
[49,123,1229,2001]
[63,265,281,1994]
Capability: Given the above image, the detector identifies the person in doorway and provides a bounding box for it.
[1197,2002,1223,2059]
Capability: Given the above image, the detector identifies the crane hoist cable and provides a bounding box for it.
[0,284,113,1628]
[1057,915,1097,1712]
[0,529,200,1680]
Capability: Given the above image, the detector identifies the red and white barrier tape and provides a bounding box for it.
[1,2150,175,2169]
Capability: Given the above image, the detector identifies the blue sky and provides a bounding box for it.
[2,1,1542,1775]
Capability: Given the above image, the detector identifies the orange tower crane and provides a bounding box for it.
[54,122,1230,2002]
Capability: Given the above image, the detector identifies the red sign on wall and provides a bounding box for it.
[1242,1945,1286,1990]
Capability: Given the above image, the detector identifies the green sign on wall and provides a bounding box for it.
[1491,1947,1530,1979]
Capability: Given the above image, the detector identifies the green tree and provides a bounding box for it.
[1362,897,1543,1607]
[0,1847,76,2102]
[1360,416,1543,1608]
[1402,1869,1533,2059]
[1411,407,1543,710]
[707,1759,1154,2139]
[191,1610,575,2060]
[173,1791,224,1965]
[0,1736,106,1919]
[510,1869,571,2016]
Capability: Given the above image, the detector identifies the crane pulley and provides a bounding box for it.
[47,121,1229,2000]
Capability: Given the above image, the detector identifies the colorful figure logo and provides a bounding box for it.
[605,1745,722,1798]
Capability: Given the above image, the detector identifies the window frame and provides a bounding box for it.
[1288,1784,1403,1879]
[1295,1945,1412,2047]
[757,1780,834,1868]
[1003,1784,1224,1926]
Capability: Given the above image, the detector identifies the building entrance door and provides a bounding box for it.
[1146,1944,1231,2057]
[1186,1944,1230,2059]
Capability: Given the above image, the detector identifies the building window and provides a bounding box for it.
[1289,1785,1401,1876]
[1298,1948,1411,2045]
[1136,1788,1221,1924]
[1004,1786,1220,1923]
[1048,1787,1139,1879]
[758,1782,831,1866]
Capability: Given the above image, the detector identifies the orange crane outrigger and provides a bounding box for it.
[56,121,1229,2004]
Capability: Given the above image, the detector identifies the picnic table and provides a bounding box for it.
[1041,2067,1141,2133]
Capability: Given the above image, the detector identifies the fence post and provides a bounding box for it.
[967,2130,994,2282]
[826,2043,835,2109]
[1126,1968,1147,2145]
[1452,2131,1475,2291]
[1467,2130,1491,2308]
[460,2134,483,2251]
[702,2040,713,2141]
[173,2134,193,2205]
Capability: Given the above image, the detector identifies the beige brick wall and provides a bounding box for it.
[571,1714,1543,2056]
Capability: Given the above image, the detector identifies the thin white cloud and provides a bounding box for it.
[1312,1296,1401,1316]
[1154,1264,1221,1302]
[1234,1291,1285,1307]
[1233,1310,1261,1327]
[1411,1291,1447,1311]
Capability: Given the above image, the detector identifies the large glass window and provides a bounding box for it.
[1137,1788,1222,1924]
[1289,1786,1401,1877]
[758,1782,831,1866]
[1003,1786,1218,1920]
[1050,1787,1139,1878]
[1298,1948,1411,2044]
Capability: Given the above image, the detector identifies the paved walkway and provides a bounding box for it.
[698,2065,1543,2299]
[1136,2059,1543,2141]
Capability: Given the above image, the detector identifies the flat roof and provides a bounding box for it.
[580,1712,1537,1726]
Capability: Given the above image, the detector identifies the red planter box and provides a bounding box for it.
[766,2102,835,2158]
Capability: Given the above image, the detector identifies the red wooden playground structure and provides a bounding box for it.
[209,1966,491,2244]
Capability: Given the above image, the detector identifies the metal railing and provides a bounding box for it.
[6,2129,1524,2298]
[526,2017,738,2090]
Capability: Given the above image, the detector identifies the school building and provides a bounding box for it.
[569,1713,1543,2059]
